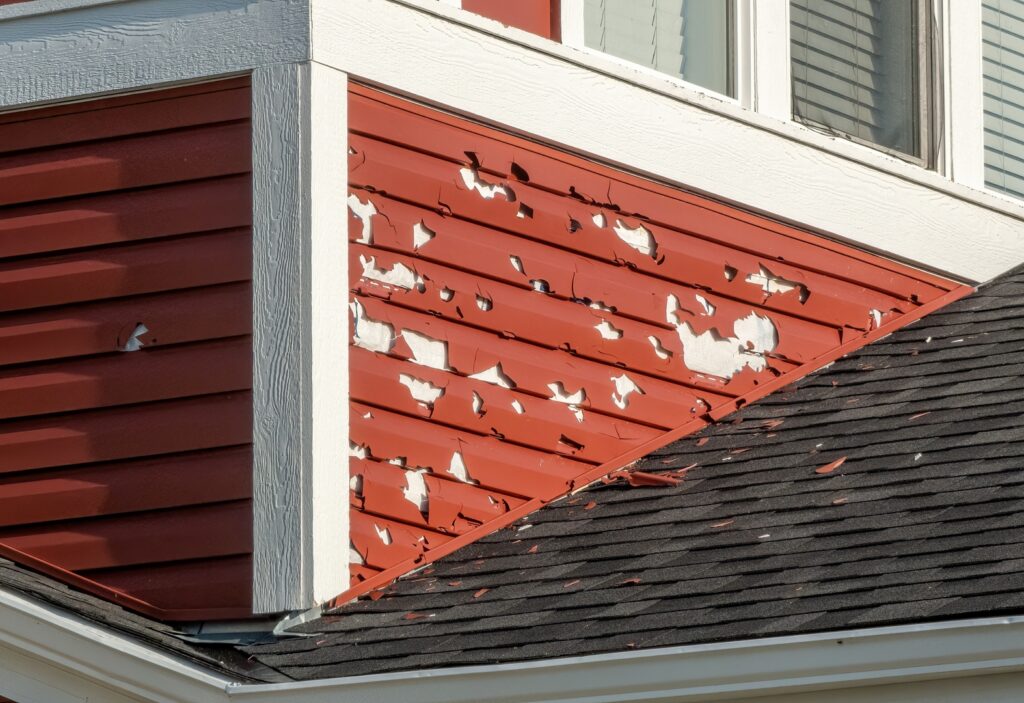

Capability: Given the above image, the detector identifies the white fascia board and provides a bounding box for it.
[0,586,230,703]
[228,616,1024,703]
[252,61,350,614]
[0,0,309,111]
[312,0,1024,282]
[3,579,1024,703]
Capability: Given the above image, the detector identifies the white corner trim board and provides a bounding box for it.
[312,0,1024,282]
[3,581,1024,703]
[252,61,350,614]
[0,0,309,111]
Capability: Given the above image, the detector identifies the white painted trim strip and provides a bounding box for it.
[313,0,1024,282]
[748,0,791,120]
[944,0,985,189]
[0,0,309,111]
[252,61,349,614]
[3,580,1024,703]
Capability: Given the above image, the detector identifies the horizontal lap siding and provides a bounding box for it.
[345,85,963,589]
[0,79,254,621]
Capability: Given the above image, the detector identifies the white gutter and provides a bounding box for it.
[3,584,1024,703]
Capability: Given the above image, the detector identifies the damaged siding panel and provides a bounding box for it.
[349,130,938,331]
[351,349,662,462]
[349,89,955,297]
[0,79,254,620]
[345,84,964,590]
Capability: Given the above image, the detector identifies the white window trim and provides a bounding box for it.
[559,0,983,187]
[559,0,744,106]
[942,0,985,189]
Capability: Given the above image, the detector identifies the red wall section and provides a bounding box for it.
[461,0,560,40]
[344,84,969,596]
[0,79,254,621]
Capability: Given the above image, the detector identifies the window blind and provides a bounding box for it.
[791,0,919,156]
[983,0,1024,199]
[584,0,731,96]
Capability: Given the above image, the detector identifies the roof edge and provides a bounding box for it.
[5,575,1023,703]
[236,616,1024,702]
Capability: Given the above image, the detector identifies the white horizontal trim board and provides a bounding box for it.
[3,581,1024,703]
[0,0,309,111]
[313,0,1024,282]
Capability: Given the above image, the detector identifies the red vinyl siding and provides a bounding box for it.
[461,0,560,40]
[343,84,970,597]
[0,79,254,621]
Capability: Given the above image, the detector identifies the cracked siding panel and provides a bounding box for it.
[346,84,965,589]
[0,79,254,621]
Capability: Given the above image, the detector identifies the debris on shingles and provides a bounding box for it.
[814,456,847,475]
[601,468,681,488]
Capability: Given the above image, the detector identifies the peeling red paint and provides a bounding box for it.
[342,84,970,599]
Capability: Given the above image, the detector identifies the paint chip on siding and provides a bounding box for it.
[613,220,657,258]
[611,373,644,410]
[469,363,516,389]
[348,194,378,244]
[746,265,808,302]
[351,300,395,353]
[667,296,778,379]
[360,255,424,290]
[648,335,672,360]
[399,374,445,409]
[403,470,429,513]
[374,525,393,545]
[403,330,450,371]
[460,166,512,200]
[548,382,586,422]
[448,451,477,484]
[695,295,716,316]
[413,221,436,249]
[595,319,624,340]
[120,323,149,352]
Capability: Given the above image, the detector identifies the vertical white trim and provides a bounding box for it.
[308,61,350,604]
[733,0,755,110]
[560,0,584,48]
[750,0,791,121]
[252,62,348,614]
[944,0,985,188]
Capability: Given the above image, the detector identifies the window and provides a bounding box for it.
[582,0,734,97]
[791,0,928,160]
[983,0,1024,199]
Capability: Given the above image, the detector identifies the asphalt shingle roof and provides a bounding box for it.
[242,264,1024,681]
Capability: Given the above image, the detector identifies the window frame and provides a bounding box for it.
[560,0,746,105]
[560,0,987,179]
[788,0,936,168]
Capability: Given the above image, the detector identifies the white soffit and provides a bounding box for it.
[313,0,1024,283]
